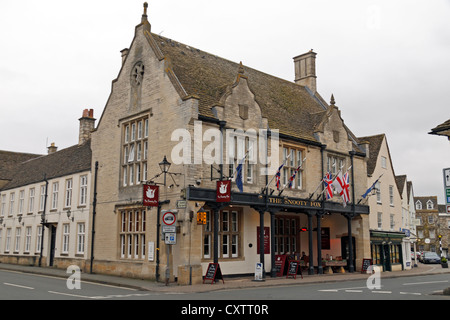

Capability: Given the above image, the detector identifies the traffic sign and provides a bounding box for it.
[165,233,176,245]
[162,211,176,226]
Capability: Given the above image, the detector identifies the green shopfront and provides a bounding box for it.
[370,230,405,272]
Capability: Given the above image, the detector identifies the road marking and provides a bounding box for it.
[403,280,449,286]
[345,290,363,293]
[318,289,339,292]
[371,291,392,294]
[48,291,94,299]
[3,282,34,290]
[400,292,421,296]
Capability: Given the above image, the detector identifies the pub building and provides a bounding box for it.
[90,3,372,285]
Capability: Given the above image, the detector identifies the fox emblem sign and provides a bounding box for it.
[143,185,159,207]
[216,180,231,202]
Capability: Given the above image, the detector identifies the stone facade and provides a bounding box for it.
[89,4,373,285]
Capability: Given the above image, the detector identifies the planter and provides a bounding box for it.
[442,262,448,268]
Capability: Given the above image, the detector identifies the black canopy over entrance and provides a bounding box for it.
[187,186,369,276]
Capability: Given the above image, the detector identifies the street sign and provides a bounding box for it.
[162,225,176,233]
[165,233,176,245]
[162,211,176,226]
[444,168,450,187]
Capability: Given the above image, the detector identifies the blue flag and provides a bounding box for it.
[235,162,244,192]
[362,174,383,199]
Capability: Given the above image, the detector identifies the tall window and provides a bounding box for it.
[79,175,88,206]
[1,194,6,217]
[203,209,241,259]
[62,224,70,254]
[51,182,59,210]
[9,192,15,216]
[25,226,32,253]
[39,185,46,212]
[14,227,21,252]
[65,179,73,208]
[327,155,345,175]
[122,117,149,187]
[282,147,304,189]
[36,226,42,253]
[119,209,146,260]
[18,190,24,215]
[28,188,35,213]
[274,216,299,255]
[389,185,394,206]
[77,223,86,254]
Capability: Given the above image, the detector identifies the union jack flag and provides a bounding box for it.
[323,172,334,199]
[275,164,284,190]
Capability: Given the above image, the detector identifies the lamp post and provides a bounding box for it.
[159,156,171,187]
[155,156,171,283]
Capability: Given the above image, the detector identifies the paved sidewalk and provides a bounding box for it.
[0,262,449,294]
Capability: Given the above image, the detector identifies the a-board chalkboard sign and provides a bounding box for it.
[274,255,287,277]
[361,258,373,274]
[286,260,302,279]
[203,263,224,284]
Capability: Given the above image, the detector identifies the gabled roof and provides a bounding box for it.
[429,118,450,138]
[0,141,92,191]
[154,33,330,143]
[395,175,407,197]
[357,134,385,176]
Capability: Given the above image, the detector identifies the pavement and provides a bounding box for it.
[0,262,449,294]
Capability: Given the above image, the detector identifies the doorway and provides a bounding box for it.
[49,225,57,267]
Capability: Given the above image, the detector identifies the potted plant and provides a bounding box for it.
[441,257,448,268]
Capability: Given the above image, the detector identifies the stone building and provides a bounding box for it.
[90,3,373,285]
[414,196,440,253]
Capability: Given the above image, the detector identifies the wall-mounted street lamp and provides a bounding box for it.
[67,209,74,222]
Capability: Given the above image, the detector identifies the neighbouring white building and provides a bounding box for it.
[0,110,94,269]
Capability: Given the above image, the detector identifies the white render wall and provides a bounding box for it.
[0,171,91,265]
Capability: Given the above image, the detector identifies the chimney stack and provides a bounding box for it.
[47,142,58,154]
[293,50,317,93]
[79,109,96,145]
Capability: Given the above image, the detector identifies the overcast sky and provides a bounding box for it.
[1,0,449,203]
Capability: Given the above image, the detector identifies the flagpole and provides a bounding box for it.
[262,153,291,192]
[278,157,306,195]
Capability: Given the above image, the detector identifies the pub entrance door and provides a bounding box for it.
[341,236,355,270]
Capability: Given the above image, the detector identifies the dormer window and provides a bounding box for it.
[415,200,422,210]
[426,200,434,210]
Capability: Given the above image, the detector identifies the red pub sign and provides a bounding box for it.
[143,185,159,207]
[216,180,231,202]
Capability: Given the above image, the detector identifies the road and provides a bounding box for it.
[0,269,449,301]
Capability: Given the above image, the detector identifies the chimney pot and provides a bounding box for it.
[47,142,58,154]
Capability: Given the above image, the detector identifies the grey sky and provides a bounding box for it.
[1,0,449,203]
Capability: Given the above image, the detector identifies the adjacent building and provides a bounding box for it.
[357,134,417,271]
[414,196,440,253]
[0,110,94,269]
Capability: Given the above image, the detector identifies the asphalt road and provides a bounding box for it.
[0,269,448,301]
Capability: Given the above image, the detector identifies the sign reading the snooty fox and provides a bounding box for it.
[143,185,159,207]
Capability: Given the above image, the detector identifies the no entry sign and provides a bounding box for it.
[162,211,176,226]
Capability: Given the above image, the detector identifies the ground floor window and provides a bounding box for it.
[119,208,146,260]
[274,215,300,255]
[202,208,242,260]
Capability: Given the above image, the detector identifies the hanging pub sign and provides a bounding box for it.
[216,180,231,202]
[143,185,159,207]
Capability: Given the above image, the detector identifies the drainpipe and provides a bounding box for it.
[90,161,98,274]
[38,175,48,267]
